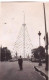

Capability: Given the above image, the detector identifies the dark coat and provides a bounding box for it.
[18,58,23,66]
[18,58,23,70]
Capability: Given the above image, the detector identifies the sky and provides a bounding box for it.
[0,2,49,56]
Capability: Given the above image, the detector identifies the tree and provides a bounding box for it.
[32,46,45,59]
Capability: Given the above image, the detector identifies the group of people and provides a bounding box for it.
[18,56,23,70]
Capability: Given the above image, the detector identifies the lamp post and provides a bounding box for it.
[38,31,41,46]
[38,31,42,66]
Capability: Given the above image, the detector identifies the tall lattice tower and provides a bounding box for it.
[13,13,33,58]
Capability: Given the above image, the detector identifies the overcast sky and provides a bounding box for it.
[0,2,49,56]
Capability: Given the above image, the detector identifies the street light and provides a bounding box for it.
[38,31,42,66]
[38,31,41,46]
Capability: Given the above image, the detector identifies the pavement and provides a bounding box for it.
[0,61,46,80]
[32,62,49,80]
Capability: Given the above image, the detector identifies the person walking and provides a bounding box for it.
[18,56,23,70]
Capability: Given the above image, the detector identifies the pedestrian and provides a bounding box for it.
[18,56,23,70]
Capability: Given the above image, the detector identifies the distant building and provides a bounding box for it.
[1,47,12,61]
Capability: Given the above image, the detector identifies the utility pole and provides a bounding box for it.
[43,3,48,71]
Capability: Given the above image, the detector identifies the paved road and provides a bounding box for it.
[0,61,45,80]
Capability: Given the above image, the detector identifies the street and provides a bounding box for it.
[0,61,45,80]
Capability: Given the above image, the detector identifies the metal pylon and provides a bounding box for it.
[13,13,33,58]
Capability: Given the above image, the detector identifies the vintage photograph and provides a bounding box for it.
[0,1,49,80]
